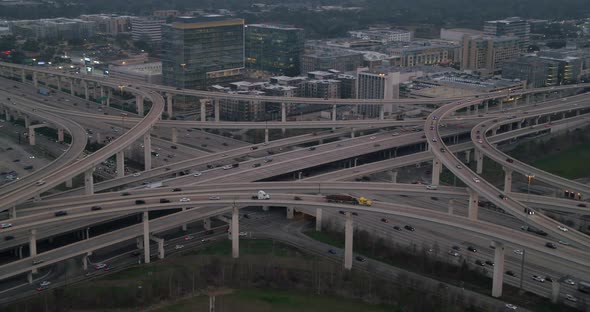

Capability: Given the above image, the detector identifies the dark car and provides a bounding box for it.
[355,256,366,262]
[308,146,316,151]
[54,211,68,217]
[243,214,250,219]
[393,226,402,231]
[545,242,557,249]
[404,225,415,231]
[135,200,146,205]
[506,270,516,277]
[328,249,337,254]
[506,158,514,163]
[121,192,131,196]
[467,246,477,252]
[452,245,461,251]
[339,211,345,215]
[578,203,587,208]
[294,196,302,201]
[170,145,178,149]
[545,276,553,282]
[499,194,508,200]
[91,206,102,211]
[253,163,261,168]
[381,218,389,223]
[475,260,485,266]
[485,260,494,266]
[173,188,182,192]
[160,199,170,203]
[4,235,15,241]
[250,146,258,150]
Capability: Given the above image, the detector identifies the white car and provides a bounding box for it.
[513,249,523,256]
[505,303,517,310]
[391,132,400,136]
[175,244,184,250]
[456,165,463,169]
[473,177,480,183]
[557,225,568,232]
[478,140,483,144]
[369,136,376,140]
[564,279,575,285]
[209,196,221,200]
[0,223,12,229]
[558,240,570,246]
[565,294,577,302]
[39,281,51,287]
[222,165,233,170]
[94,263,107,270]
[132,173,141,177]
[432,138,437,142]
[193,172,202,177]
[239,232,248,237]
[532,275,545,283]
[35,180,46,186]
[179,197,190,202]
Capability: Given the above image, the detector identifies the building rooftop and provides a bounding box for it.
[486,17,526,24]
[246,23,302,30]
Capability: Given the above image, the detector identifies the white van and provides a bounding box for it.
[426,185,438,190]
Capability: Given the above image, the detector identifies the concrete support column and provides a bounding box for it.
[262,205,269,212]
[82,254,88,270]
[498,99,503,111]
[503,167,513,193]
[474,104,479,114]
[214,98,220,122]
[4,109,10,122]
[28,128,36,146]
[315,208,322,231]
[484,101,489,113]
[84,168,94,195]
[33,72,38,88]
[264,128,269,143]
[231,206,239,259]
[286,207,294,219]
[30,229,37,274]
[379,104,384,120]
[143,211,150,264]
[65,178,73,188]
[448,199,454,215]
[143,132,151,170]
[491,242,505,298]
[57,128,64,142]
[344,212,353,270]
[475,149,483,174]
[106,89,111,107]
[69,80,74,96]
[551,281,561,304]
[468,189,479,221]
[21,69,26,83]
[351,128,355,138]
[93,82,98,99]
[136,95,144,116]
[56,76,61,91]
[390,170,398,183]
[9,206,16,219]
[83,81,89,100]
[100,86,105,105]
[465,150,471,163]
[116,151,124,178]
[24,115,30,128]
[200,101,206,122]
[27,272,33,284]
[166,94,173,118]
[204,217,211,231]
[281,102,287,130]
[526,94,531,105]
[432,157,442,186]
[171,127,178,144]
[158,239,165,259]
[492,128,498,136]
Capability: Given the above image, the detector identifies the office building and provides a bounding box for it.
[484,17,530,50]
[356,67,400,117]
[440,28,483,42]
[299,79,341,99]
[349,29,412,43]
[9,18,96,40]
[387,43,456,67]
[245,24,304,76]
[461,35,521,75]
[80,14,134,35]
[502,56,559,87]
[131,17,165,43]
[301,47,364,73]
[161,16,245,90]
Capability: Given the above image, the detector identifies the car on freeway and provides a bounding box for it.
[513,249,523,255]
[0,223,12,229]
[222,165,233,170]
[91,206,102,211]
[467,246,477,252]
[160,198,170,203]
[432,138,437,142]
[472,177,480,183]
[369,136,376,140]
[558,240,570,246]
[499,194,508,200]
[578,203,587,207]
[452,246,461,251]
[175,245,184,250]
[209,196,221,200]
[54,211,68,217]
[355,256,366,262]
[524,208,534,215]
[404,225,415,231]
[135,200,145,205]
[475,260,485,266]
[95,263,107,270]
[239,232,248,237]
[505,303,517,310]
[132,173,141,177]
[122,192,131,196]
[566,294,577,302]
[564,279,576,285]
[485,260,494,266]
[328,249,337,255]
[448,250,459,257]
[184,235,194,241]
[393,226,402,231]
[4,235,14,240]
[193,172,202,177]
[294,196,302,201]
[545,242,557,249]
[308,146,316,151]
[35,180,45,186]
[532,275,545,282]
[478,140,483,144]
[456,164,463,169]
[179,198,190,202]
[38,280,51,288]
[506,158,514,163]
[32,259,44,265]
[391,132,400,136]
[506,271,516,277]
[173,188,182,192]
[380,218,389,223]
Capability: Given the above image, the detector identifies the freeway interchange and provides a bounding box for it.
[0,63,589,308]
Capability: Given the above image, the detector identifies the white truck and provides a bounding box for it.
[252,190,271,200]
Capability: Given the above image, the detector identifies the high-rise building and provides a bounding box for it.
[161,16,245,90]
[484,17,530,50]
[245,24,304,76]
[81,14,134,35]
[9,18,96,40]
[131,17,165,43]
[502,56,559,88]
[348,29,412,43]
[356,67,400,117]
[461,35,521,75]
[301,47,364,73]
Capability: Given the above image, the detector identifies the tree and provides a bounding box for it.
[22,39,40,52]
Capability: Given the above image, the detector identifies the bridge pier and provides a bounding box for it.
[448,199,454,215]
[143,211,150,264]
[116,151,125,178]
[492,128,498,136]
[204,217,211,231]
[286,207,294,219]
[143,132,152,170]
[214,98,220,122]
[389,170,398,183]
[82,254,88,270]
[21,69,26,83]
[503,167,513,193]
[99,86,105,105]
[498,99,503,111]
[475,149,483,174]
[158,238,165,259]
[136,95,144,116]
[351,128,355,138]
[332,105,337,130]
[264,128,269,143]
[83,81,89,100]
[180,207,187,231]
[30,229,37,274]
[65,178,73,188]
[379,105,384,120]
[200,101,206,122]
[232,206,239,259]
[171,127,178,144]
[84,168,94,195]
[32,71,38,88]
[492,242,505,297]
[69,80,74,96]
[56,76,61,91]
[468,189,479,220]
[344,212,353,270]
[58,128,64,142]
[281,103,287,135]
[24,115,30,128]
[551,280,561,304]
[106,89,111,107]
[9,206,16,219]
[27,272,33,284]
[166,93,173,118]
[464,150,471,163]
[484,101,489,113]
[315,208,322,231]
[28,128,36,146]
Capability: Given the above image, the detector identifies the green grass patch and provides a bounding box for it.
[191,239,304,257]
[152,288,395,312]
[532,143,590,179]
